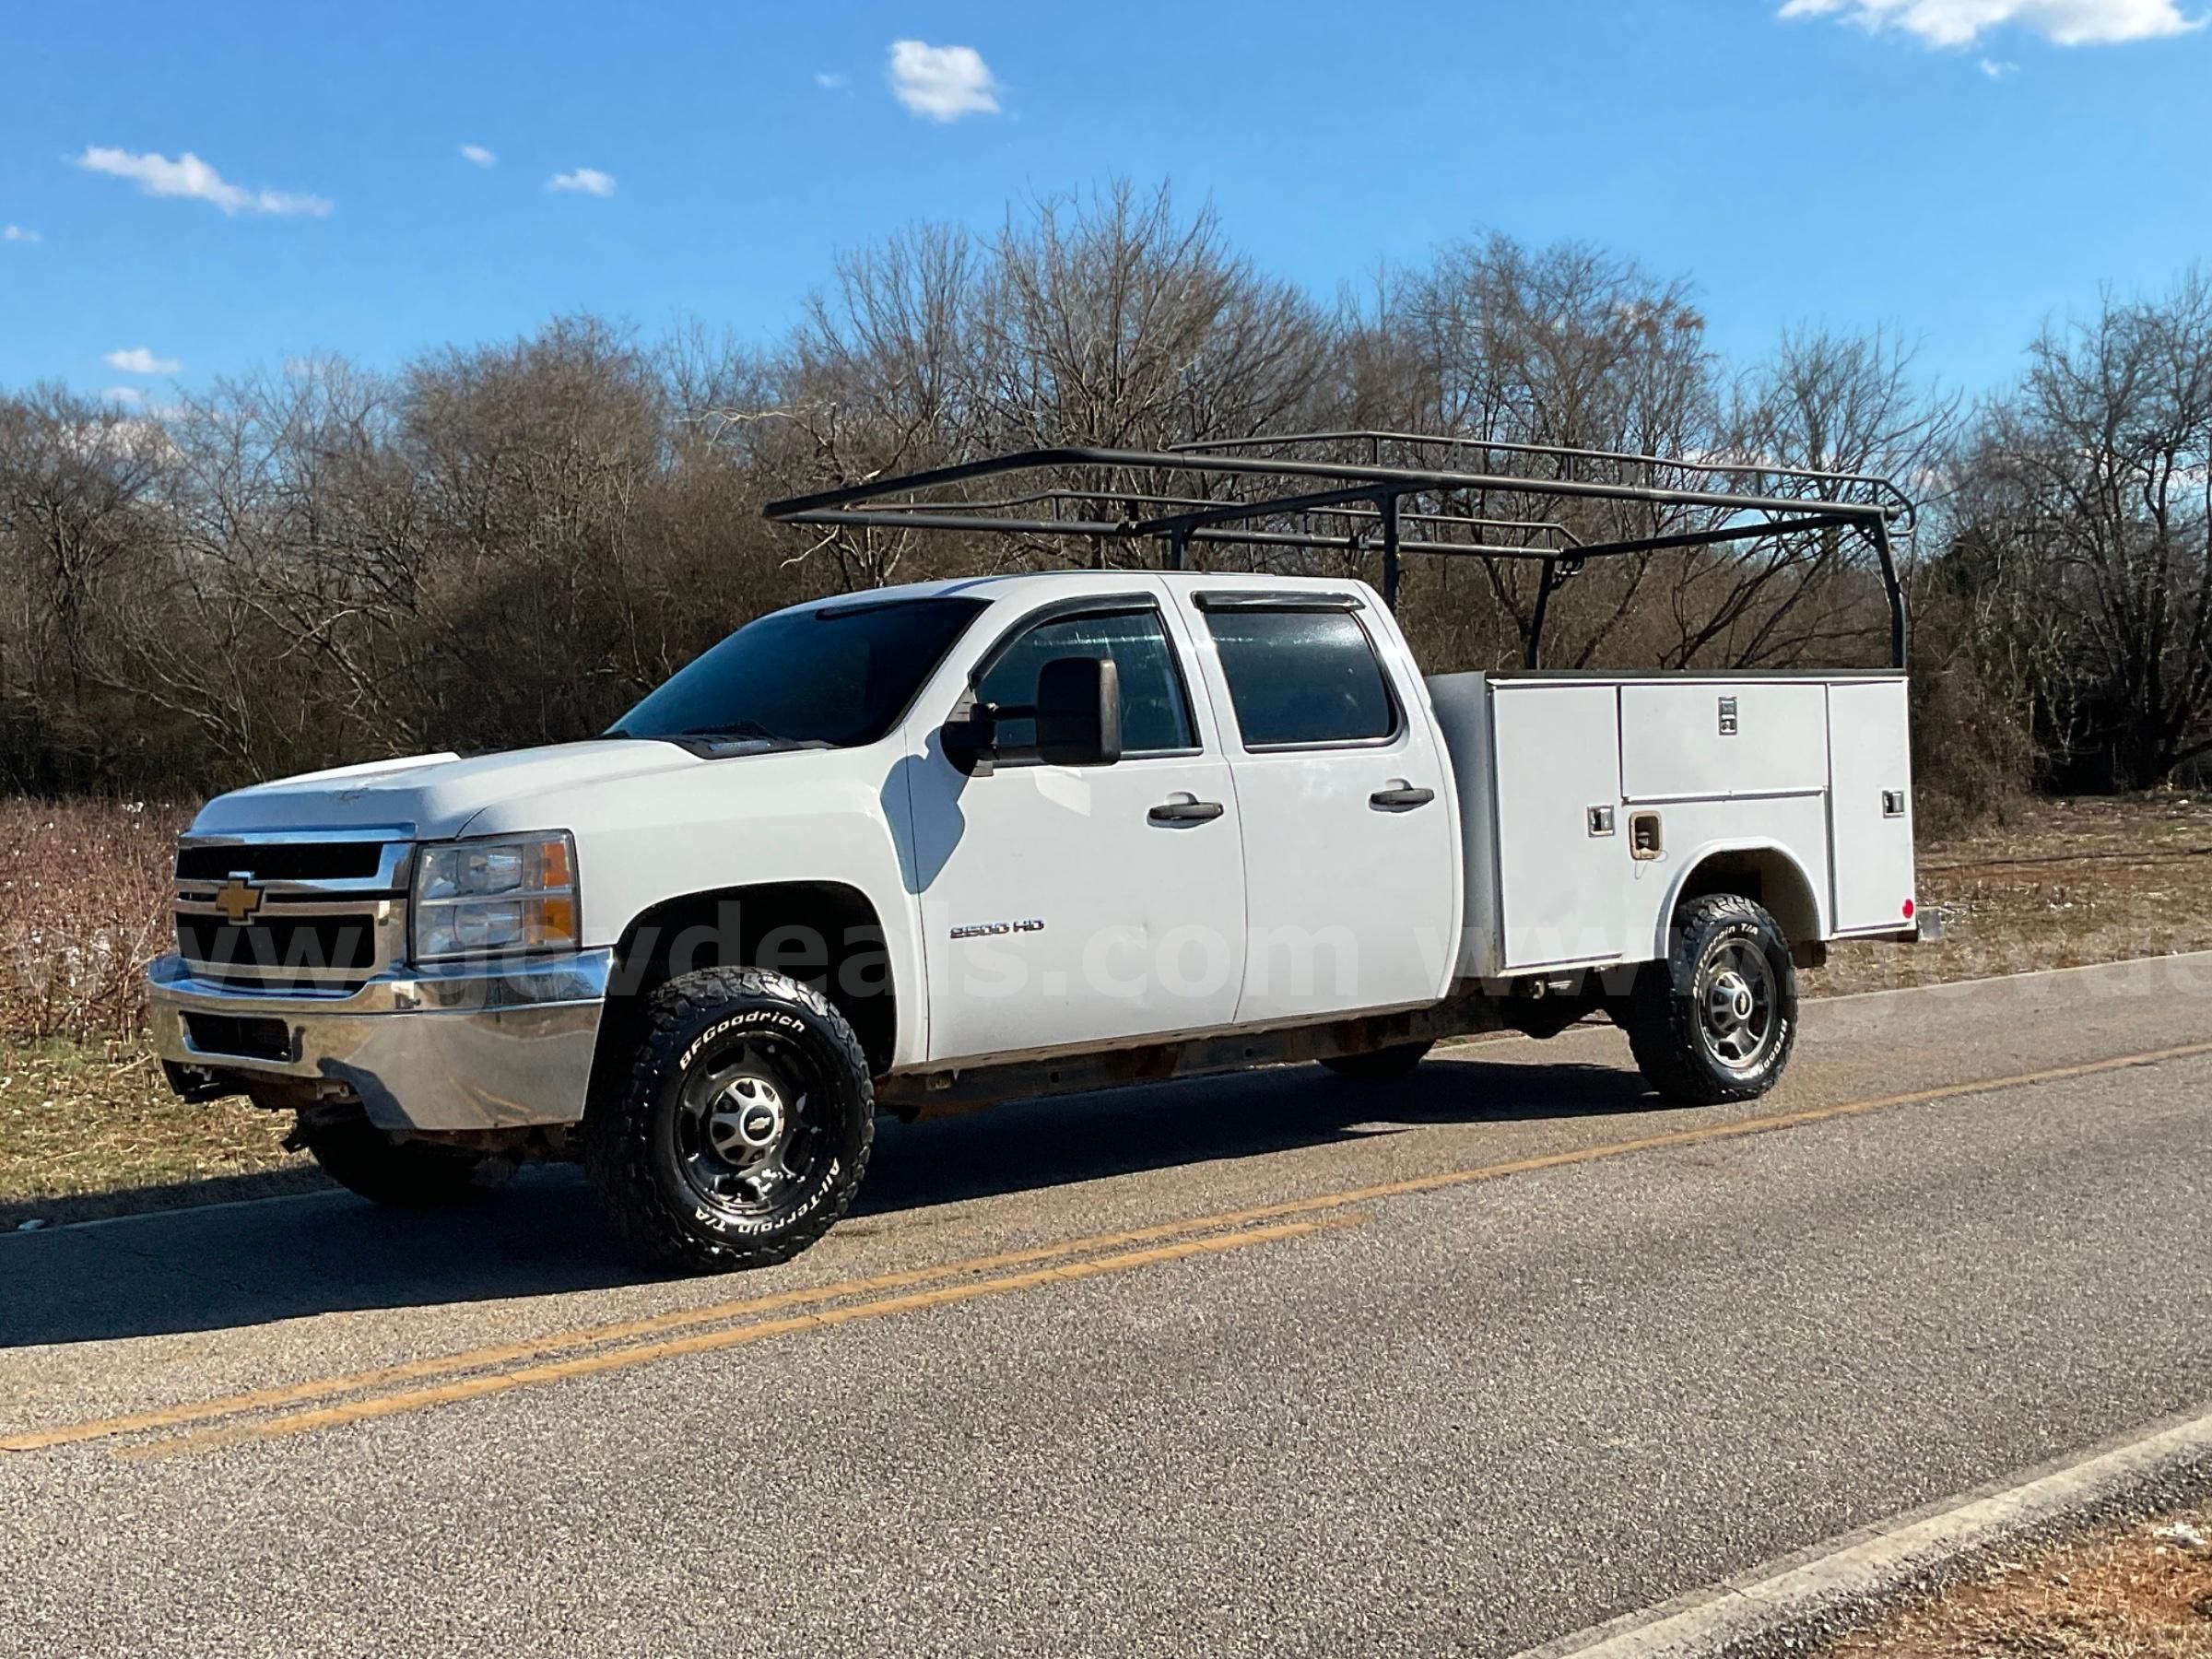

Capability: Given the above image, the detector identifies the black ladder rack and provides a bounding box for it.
[761,430,1914,670]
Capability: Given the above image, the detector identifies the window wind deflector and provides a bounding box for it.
[1194,590,1365,613]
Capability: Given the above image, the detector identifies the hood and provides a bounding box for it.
[191,740,708,840]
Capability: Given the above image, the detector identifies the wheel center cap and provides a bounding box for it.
[709,1076,787,1163]
[1712,971,1756,1024]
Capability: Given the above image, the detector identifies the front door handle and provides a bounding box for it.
[1149,796,1226,826]
[1370,783,1436,811]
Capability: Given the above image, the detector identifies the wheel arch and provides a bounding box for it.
[589,879,903,1095]
[1654,841,1825,955]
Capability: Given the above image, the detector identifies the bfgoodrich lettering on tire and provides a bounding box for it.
[1625,893,1798,1105]
[582,967,875,1273]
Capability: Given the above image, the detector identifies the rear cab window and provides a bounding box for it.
[1198,601,1400,750]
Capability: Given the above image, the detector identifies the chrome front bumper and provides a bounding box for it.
[147,949,614,1133]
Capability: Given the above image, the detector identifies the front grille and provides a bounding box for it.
[177,841,384,883]
[171,832,410,994]
[176,913,380,991]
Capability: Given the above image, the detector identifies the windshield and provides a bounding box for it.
[611,595,989,749]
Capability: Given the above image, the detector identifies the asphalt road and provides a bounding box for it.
[5,954,2212,1656]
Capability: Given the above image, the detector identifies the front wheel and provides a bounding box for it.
[583,967,875,1274]
[1624,894,1798,1105]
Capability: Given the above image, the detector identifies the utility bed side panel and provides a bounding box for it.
[1427,674,1503,979]
[1620,682,1830,801]
[1623,794,1835,955]
[1435,669,1911,979]
[1489,680,1628,971]
[1828,677,1918,933]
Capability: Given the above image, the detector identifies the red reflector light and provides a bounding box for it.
[1902,898,1916,920]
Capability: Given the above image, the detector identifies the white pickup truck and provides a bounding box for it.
[149,436,1922,1271]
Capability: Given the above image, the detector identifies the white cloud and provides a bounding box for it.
[814,70,850,89]
[101,386,147,406]
[547,167,616,196]
[3,224,39,243]
[1979,53,2022,70]
[888,40,1001,121]
[74,146,332,216]
[1779,0,2204,45]
[105,346,182,375]
[460,143,498,167]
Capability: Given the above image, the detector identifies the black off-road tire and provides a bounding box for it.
[582,967,875,1274]
[303,1120,491,1209]
[1320,1041,1434,1080]
[1625,893,1798,1106]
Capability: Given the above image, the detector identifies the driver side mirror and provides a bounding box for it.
[942,654,1123,775]
[1034,654,1123,768]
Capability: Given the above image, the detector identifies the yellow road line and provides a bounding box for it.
[127,1220,1351,1457]
[0,1214,1357,1452]
[14,1035,2212,1456]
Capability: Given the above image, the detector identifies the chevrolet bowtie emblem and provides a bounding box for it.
[212,877,265,924]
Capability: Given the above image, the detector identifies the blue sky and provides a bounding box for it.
[2,0,2206,407]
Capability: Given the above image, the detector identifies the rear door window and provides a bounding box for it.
[1203,606,1398,748]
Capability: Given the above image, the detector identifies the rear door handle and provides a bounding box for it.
[1149,796,1226,826]
[1370,784,1436,811]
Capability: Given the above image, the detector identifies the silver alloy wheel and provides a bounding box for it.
[675,1045,813,1214]
[1695,940,1779,1074]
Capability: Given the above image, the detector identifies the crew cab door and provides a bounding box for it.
[905,585,1247,1065]
[1179,589,1459,1025]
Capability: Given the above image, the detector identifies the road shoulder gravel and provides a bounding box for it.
[1526,1404,2212,1659]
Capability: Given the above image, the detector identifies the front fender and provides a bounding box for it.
[464,745,930,1070]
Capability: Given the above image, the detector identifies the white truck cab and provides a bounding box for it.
[150,436,1923,1271]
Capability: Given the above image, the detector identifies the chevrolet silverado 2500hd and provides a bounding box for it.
[148,435,1921,1271]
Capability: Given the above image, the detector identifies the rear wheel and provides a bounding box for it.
[302,1120,491,1209]
[583,967,875,1274]
[1625,893,1797,1105]
[1320,1041,1433,1080]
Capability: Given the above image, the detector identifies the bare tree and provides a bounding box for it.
[1959,268,2212,788]
[1653,326,1958,671]
[1364,236,1717,670]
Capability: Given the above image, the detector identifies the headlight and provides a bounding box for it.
[412,832,579,961]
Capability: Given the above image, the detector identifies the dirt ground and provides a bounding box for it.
[1807,794,2212,996]
[4,794,2209,1228]
[1821,1509,2212,1658]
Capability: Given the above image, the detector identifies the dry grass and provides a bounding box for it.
[0,796,182,1042]
[0,798,318,1227]
[0,1038,312,1229]
[3,793,2212,1226]
[1821,1509,2212,1658]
